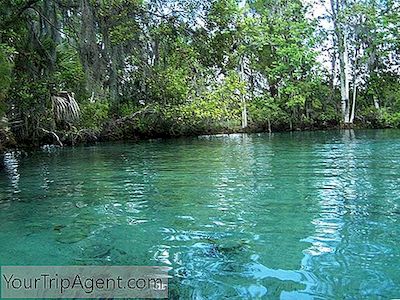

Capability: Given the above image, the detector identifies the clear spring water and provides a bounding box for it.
[1,129,400,299]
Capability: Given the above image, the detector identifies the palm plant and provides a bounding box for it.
[51,91,80,124]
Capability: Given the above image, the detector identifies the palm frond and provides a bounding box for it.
[51,91,80,123]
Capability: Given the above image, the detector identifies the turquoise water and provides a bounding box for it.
[1,129,400,299]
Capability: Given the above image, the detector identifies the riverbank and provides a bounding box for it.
[1,113,391,153]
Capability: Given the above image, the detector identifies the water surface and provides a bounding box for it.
[1,130,400,299]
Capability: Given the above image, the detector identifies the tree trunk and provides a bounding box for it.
[332,0,350,124]
[99,17,119,105]
[240,56,248,129]
[349,45,359,124]
[350,82,356,124]
[329,38,339,114]
[339,29,350,124]
[242,98,248,129]
[374,96,380,109]
[367,28,379,110]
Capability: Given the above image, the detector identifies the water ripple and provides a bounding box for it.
[1,130,400,298]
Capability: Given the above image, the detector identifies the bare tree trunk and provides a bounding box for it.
[329,38,339,114]
[332,0,350,124]
[340,29,350,124]
[367,33,380,110]
[350,82,356,124]
[242,98,248,129]
[240,56,248,129]
[349,46,359,124]
[374,96,380,109]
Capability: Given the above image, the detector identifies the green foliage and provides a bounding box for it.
[79,101,110,129]
[319,106,339,124]
[380,110,400,128]
[150,72,244,135]
[110,21,140,44]
[248,96,286,127]
[371,74,400,110]
[0,0,399,145]
[0,44,14,115]
[119,102,139,117]
[54,44,86,98]
[151,65,192,104]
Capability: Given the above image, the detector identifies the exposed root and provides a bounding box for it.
[40,128,63,147]
[118,106,154,122]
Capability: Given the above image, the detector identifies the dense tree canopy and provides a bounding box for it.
[0,0,399,146]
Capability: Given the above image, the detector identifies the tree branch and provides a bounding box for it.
[40,128,63,147]
[0,0,41,28]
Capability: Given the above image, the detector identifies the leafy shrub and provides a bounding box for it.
[248,96,287,129]
[54,43,87,100]
[0,43,14,116]
[379,109,400,128]
[79,101,110,129]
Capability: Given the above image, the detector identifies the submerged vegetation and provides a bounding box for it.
[0,0,399,148]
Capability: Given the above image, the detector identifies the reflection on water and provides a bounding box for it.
[1,129,400,299]
[3,152,20,192]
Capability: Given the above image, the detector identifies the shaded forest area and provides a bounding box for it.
[0,0,399,149]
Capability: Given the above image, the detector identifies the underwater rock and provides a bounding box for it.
[55,224,90,244]
[215,239,250,255]
[72,236,135,264]
[201,239,250,258]
[115,248,127,255]
[53,224,66,232]
[84,244,113,259]
[25,222,49,236]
